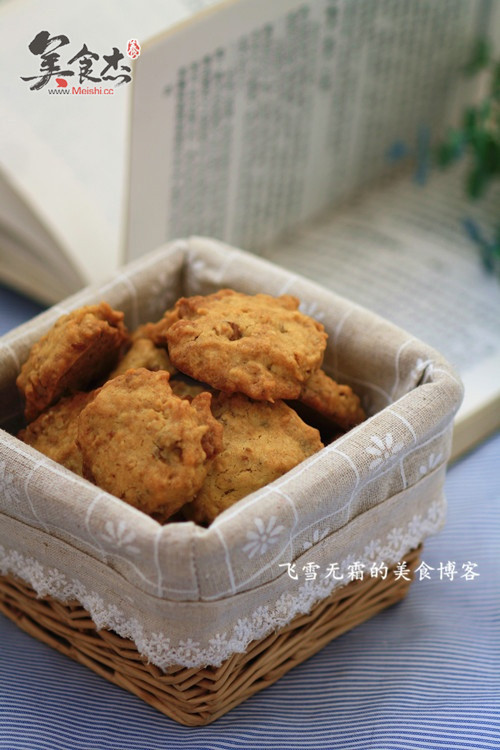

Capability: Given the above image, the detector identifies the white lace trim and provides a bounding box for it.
[0,500,444,669]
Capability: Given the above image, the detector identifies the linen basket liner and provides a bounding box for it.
[0,237,463,669]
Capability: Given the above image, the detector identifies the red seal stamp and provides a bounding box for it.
[126,39,141,60]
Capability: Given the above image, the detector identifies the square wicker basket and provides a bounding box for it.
[0,237,463,725]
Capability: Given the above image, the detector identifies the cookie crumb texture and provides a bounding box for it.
[109,337,176,379]
[299,370,365,429]
[17,391,95,476]
[186,394,324,525]
[16,302,128,422]
[166,290,327,401]
[77,369,223,517]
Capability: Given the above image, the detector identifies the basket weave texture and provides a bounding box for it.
[0,546,420,726]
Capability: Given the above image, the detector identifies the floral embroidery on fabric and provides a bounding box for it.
[243,516,285,559]
[302,527,330,551]
[427,500,442,523]
[419,452,443,475]
[100,520,140,554]
[209,632,229,650]
[0,460,22,505]
[408,514,423,537]
[177,638,201,661]
[363,539,382,560]
[366,433,404,470]
[143,632,172,664]
[386,527,405,548]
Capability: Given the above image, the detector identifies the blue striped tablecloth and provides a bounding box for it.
[0,283,499,750]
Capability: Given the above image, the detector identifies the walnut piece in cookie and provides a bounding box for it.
[184,393,324,525]
[17,391,96,476]
[299,370,366,430]
[109,336,175,379]
[164,290,328,401]
[16,302,129,422]
[77,368,223,519]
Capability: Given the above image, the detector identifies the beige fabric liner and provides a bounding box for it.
[0,237,463,668]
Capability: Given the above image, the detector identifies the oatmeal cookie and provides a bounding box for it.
[132,306,180,344]
[299,370,366,430]
[16,302,129,422]
[169,374,215,401]
[184,393,323,525]
[17,391,95,475]
[77,368,223,518]
[109,337,175,379]
[164,290,327,401]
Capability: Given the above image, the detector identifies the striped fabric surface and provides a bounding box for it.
[0,286,499,749]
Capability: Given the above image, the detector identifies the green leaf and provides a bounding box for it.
[434,36,499,209]
[479,98,491,122]
[470,129,489,162]
[435,129,465,166]
[435,142,453,167]
[463,107,477,138]
[491,61,500,98]
[466,166,487,199]
[463,37,491,76]
[485,138,500,176]
[494,223,500,249]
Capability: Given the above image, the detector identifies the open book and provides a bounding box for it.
[0,0,499,458]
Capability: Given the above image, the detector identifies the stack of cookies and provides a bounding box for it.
[16,291,365,525]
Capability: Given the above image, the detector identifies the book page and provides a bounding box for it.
[128,0,480,259]
[0,168,84,294]
[0,0,222,289]
[0,228,74,303]
[261,163,500,457]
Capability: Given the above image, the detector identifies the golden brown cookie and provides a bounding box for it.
[17,391,95,475]
[286,399,346,446]
[299,370,366,430]
[16,302,129,422]
[132,307,180,344]
[184,393,324,525]
[169,374,215,401]
[164,290,328,401]
[77,368,223,519]
[109,337,176,379]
